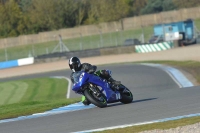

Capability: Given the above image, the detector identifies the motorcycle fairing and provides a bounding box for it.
[72,71,121,102]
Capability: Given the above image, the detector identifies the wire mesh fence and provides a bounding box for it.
[0,26,153,62]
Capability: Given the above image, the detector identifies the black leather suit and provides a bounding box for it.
[70,63,110,84]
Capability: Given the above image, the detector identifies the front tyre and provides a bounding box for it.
[84,89,107,108]
[119,85,133,104]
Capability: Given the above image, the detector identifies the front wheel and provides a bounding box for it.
[84,89,107,108]
[119,85,133,104]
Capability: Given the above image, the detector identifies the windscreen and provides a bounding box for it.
[72,71,84,83]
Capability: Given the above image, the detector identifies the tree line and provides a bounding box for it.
[0,0,200,38]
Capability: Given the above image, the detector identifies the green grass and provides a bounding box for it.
[0,77,80,120]
[195,18,200,31]
[0,99,80,120]
[96,116,200,133]
[0,81,28,105]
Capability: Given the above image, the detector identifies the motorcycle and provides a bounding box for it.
[72,70,133,108]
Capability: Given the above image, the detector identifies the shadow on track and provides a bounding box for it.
[106,98,158,108]
[133,98,158,103]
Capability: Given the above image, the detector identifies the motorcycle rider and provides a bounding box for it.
[69,56,121,105]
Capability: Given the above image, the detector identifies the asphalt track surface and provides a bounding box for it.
[1,63,200,133]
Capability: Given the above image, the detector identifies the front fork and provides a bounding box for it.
[81,83,101,102]
[82,70,112,102]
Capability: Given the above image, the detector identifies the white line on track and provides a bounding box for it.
[51,76,71,98]
[140,63,194,88]
[73,113,200,133]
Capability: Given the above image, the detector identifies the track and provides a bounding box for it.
[0,63,200,133]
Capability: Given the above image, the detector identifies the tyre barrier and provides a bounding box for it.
[135,42,174,53]
[0,57,34,69]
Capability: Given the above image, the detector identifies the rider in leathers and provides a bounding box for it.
[69,56,121,105]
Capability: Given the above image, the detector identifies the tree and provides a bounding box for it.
[141,0,176,15]
[59,0,79,27]
[27,0,65,32]
[84,0,129,24]
[1,0,192,38]
[173,0,200,9]
[84,0,100,24]
[75,0,88,26]
[18,0,32,12]
[0,0,7,4]
[131,0,147,16]
[0,0,22,37]
[141,0,163,14]
[163,0,176,11]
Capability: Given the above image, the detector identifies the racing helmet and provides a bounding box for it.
[69,57,81,72]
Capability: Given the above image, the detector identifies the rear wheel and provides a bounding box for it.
[84,88,107,108]
[119,85,133,104]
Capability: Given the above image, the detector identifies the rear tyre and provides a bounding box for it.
[84,89,107,108]
[119,85,133,104]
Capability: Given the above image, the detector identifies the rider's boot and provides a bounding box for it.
[82,96,91,105]
[108,77,124,91]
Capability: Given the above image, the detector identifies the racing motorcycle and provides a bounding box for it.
[72,70,133,108]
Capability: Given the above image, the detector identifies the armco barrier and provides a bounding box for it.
[35,45,135,63]
[135,42,174,53]
[0,57,34,69]
[0,45,134,68]
[0,60,18,69]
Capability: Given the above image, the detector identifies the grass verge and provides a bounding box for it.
[96,116,200,133]
[0,77,80,120]
[0,99,80,120]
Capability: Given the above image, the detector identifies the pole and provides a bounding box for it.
[116,29,119,46]
[59,34,62,52]
[45,48,48,54]
[109,32,113,46]
[120,29,122,45]
[80,33,83,50]
[141,25,145,43]
[4,43,8,61]
[99,30,103,47]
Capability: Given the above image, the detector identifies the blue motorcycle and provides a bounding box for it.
[72,70,133,108]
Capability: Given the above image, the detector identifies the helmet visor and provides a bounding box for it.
[71,62,80,72]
